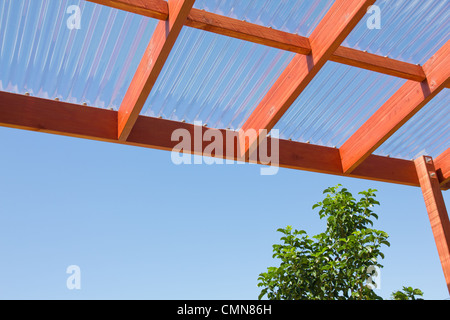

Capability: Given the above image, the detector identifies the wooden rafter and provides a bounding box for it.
[415,156,450,293]
[117,0,195,141]
[435,148,450,189]
[238,0,376,158]
[88,0,427,82]
[330,46,425,81]
[87,0,169,20]
[340,41,450,174]
[1,0,448,294]
[187,11,425,81]
[0,91,427,188]
[185,9,312,55]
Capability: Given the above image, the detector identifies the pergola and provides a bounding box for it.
[0,0,449,294]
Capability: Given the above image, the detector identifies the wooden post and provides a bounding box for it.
[414,156,450,294]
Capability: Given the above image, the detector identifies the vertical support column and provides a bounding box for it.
[414,155,450,294]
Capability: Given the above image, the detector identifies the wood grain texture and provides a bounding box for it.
[0,91,425,188]
[117,0,195,141]
[186,9,311,55]
[435,148,450,187]
[415,156,450,293]
[238,0,376,158]
[330,46,426,81]
[340,41,450,173]
[90,0,427,81]
[87,0,169,20]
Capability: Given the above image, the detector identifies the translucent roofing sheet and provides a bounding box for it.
[0,0,448,163]
[343,0,450,65]
[375,89,449,160]
[273,61,406,148]
[141,27,295,130]
[0,0,156,109]
[193,0,335,36]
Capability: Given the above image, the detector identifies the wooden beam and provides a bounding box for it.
[435,148,450,188]
[90,0,427,81]
[330,46,426,81]
[415,156,450,294]
[442,181,450,191]
[185,9,311,55]
[0,92,117,141]
[117,0,195,141]
[186,11,425,81]
[340,40,450,173]
[0,91,425,188]
[87,0,169,20]
[351,153,419,187]
[87,0,428,80]
[238,0,376,159]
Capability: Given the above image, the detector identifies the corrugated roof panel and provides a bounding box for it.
[141,27,295,130]
[193,0,335,36]
[375,89,449,160]
[272,61,407,148]
[1,0,447,163]
[0,0,157,109]
[343,0,450,64]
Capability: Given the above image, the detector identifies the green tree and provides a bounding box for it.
[391,287,424,300]
[257,185,390,300]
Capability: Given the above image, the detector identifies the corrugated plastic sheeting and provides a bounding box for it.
[272,61,406,148]
[343,0,450,65]
[1,0,448,160]
[193,0,335,37]
[376,89,449,160]
[141,27,295,130]
[0,0,156,109]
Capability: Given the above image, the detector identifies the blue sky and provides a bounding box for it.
[0,127,449,300]
[1,0,449,301]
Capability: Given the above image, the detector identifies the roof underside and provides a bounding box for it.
[0,0,449,189]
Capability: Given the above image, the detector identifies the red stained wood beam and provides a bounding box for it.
[435,148,450,189]
[340,41,450,174]
[330,46,426,81]
[0,92,117,141]
[117,0,195,141]
[442,182,450,191]
[0,91,426,188]
[415,156,450,293]
[185,9,311,55]
[238,0,376,159]
[87,0,169,20]
[89,1,312,54]
[89,0,425,81]
[187,13,424,81]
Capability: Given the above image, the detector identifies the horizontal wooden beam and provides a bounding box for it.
[0,92,117,141]
[185,9,311,55]
[330,46,426,81]
[238,0,376,158]
[435,148,450,189]
[442,181,450,191]
[117,0,195,141]
[88,0,426,82]
[87,0,169,20]
[415,156,450,293]
[187,12,424,81]
[0,91,426,188]
[340,40,450,173]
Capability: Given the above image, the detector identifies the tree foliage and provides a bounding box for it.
[391,287,424,300]
[257,185,390,300]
